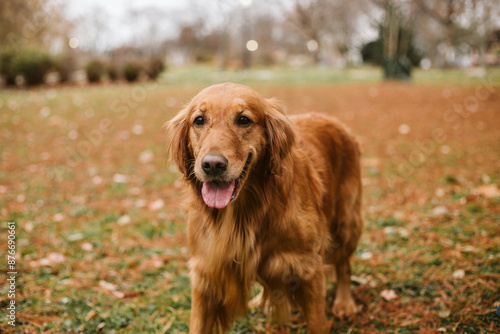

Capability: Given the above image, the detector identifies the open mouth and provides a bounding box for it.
[201,153,252,209]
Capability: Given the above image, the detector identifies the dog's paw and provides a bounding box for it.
[332,298,359,318]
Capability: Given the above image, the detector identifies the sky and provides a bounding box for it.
[63,0,379,53]
[65,0,192,50]
[65,0,190,21]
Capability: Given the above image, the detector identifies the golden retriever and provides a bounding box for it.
[165,83,362,333]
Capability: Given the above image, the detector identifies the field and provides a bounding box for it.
[0,67,499,333]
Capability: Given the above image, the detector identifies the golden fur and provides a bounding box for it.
[165,83,363,333]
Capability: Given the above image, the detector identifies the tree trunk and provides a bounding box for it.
[382,0,412,80]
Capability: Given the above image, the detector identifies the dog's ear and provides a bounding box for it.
[265,98,296,174]
[163,108,192,177]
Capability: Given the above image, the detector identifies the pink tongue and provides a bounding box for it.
[202,181,236,209]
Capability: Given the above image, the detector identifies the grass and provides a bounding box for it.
[162,65,500,87]
[0,66,499,333]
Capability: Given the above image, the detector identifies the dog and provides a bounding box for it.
[165,83,363,333]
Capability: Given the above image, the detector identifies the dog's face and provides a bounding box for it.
[188,84,268,209]
[165,83,295,209]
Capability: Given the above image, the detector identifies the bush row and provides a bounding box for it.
[0,47,166,87]
[0,47,55,86]
[85,58,165,83]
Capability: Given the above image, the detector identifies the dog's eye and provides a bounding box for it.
[237,116,252,127]
[193,116,205,127]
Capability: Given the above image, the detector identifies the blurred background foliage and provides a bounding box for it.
[0,0,499,87]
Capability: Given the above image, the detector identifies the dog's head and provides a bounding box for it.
[165,83,295,209]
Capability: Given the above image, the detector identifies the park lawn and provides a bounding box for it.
[0,67,499,333]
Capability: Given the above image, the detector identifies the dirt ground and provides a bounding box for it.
[0,80,499,333]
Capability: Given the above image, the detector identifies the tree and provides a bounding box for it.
[174,0,233,67]
[0,0,69,50]
[0,1,72,85]
[370,0,414,79]
[287,0,334,64]
[414,0,500,66]
[361,25,423,68]
[73,6,110,54]
[285,0,368,65]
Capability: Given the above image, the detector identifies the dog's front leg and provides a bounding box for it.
[295,261,329,334]
[190,286,217,334]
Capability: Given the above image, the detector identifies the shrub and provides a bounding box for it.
[0,48,18,86]
[85,60,105,83]
[145,57,165,80]
[361,26,422,68]
[123,62,141,82]
[195,51,213,63]
[10,48,55,86]
[55,53,77,83]
[107,63,119,81]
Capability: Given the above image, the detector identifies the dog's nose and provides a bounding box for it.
[201,154,228,177]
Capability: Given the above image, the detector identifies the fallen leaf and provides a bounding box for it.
[138,255,173,271]
[474,184,500,198]
[452,269,465,279]
[46,252,66,264]
[383,226,409,238]
[398,124,410,134]
[461,245,478,253]
[117,214,131,225]
[132,124,143,135]
[113,173,128,183]
[99,280,118,291]
[98,280,138,299]
[148,199,165,211]
[362,157,380,168]
[435,188,445,197]
[159,318,174,334]
[85,310,97,322]
[110,290,125,298]
[67,232,83,241]
[122,291,141,298]
[53,213,64,222]
[359,251,373,260]
[351,275,368,285]
[138,150,154,164]
[380,289,398,301]
[92,176,103,185]
[432,206,449,216]
[438,309,451,318]
[80,242,93,251]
